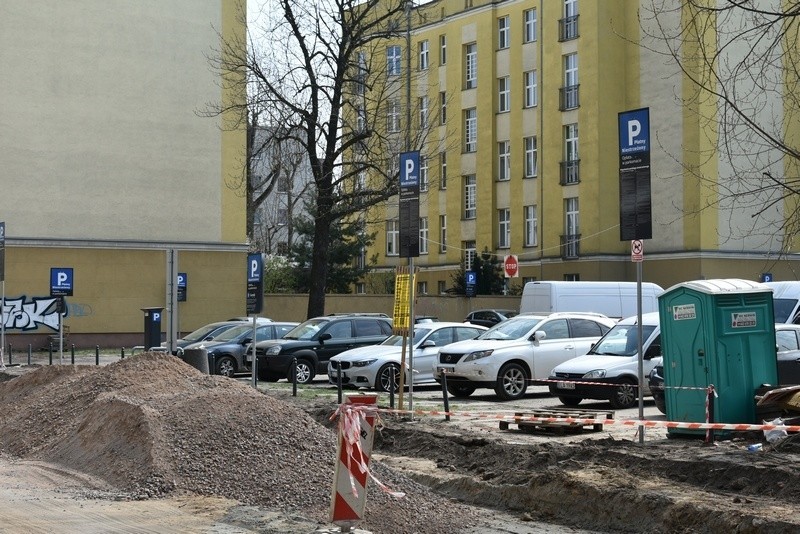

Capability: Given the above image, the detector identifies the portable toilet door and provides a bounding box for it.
[658,279,777,436]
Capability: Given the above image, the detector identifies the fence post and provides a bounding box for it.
[95,345,100,366]
[49,342,53,365]
[27,344,32,366]
[71,344,75,365]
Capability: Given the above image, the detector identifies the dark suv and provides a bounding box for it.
[254,314,393,384]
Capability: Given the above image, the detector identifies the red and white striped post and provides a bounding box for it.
[330,394,378,530]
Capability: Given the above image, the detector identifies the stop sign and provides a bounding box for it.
[503,255,519,278]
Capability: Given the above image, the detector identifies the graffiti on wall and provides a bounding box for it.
[1,296,67,331]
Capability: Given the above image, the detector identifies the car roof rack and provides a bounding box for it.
[325,312,390,318]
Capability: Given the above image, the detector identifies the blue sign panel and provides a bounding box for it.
[246,253,264,314]
[177,272,187,302]
[619,108,650,156]
[760,273,773,283]
[399,151,420,188]
[50,267,74,297]
[466,271,477,285]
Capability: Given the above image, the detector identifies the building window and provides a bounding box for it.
[560,53,579,110]
[420,155,429,191]
[419,217,429,254]
[277,241,289,255]
[524,205,538,246]
[419,95,429,128]
[563,197,580,259]
[464,240,476,270]
[464,175,476,219]
[464,108,477,152]
[356,245,367,269]
[417,281,428,295]
[277,208,288,225]
[387,99,400,132]
[356,282,366,294]
[498,16,510,49]
[437,280,446,294]
[356,105,366,132]
[277,174,290,193]
[419,39,429,70]
[564,273,581,281]
[439,34,447,65]
[439,92,447,124]
[561,123,579,184]
[559,0,579,41]
[498,141,510,181]
[498,76,510,113]
[498,208,510,248]
[524,70,537,108]
[439,215,447,253]
[356,171,366,192]
[464,43,477,89]
[524,8,537,42]
[524,136,537,178]
[386,219,399,256]
[439,151,447,189]
[387,45,402,75]
[355,52,367,95]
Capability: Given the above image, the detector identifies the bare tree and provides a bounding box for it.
[640,1,800,253]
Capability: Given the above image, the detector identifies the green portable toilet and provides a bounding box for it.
[658,279,777,436]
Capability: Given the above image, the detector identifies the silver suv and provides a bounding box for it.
[433,312,616,400]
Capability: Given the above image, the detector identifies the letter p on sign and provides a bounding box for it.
[628,120,641,146]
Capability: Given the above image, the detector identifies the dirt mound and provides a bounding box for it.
[0,354,482,533]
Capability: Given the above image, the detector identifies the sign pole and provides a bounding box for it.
[636,259,644,445]
[0,221,5,370]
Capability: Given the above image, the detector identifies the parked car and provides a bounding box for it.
[184,322,298,377]
[547,312,662,409]
[464,309,519,328]
[433,312,616,400]
[649,322,800,415]
[253,314,393,384]
[227,316,273,323]
[327,322,487,391]
[166,320,248,355]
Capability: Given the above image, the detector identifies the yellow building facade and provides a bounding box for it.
[358,0,800,295]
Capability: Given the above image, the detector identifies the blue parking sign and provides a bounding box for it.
[50,267,74,297]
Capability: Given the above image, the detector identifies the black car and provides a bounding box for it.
[253,314,393,384]
[464,309,519,328]
[185,322,298,378]
[648,358,666,414]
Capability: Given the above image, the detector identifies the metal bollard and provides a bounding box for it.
[120,347,125,359]
[7,343,11,366]
[28,344,32,366]
[441,371,451,422]
[71,344,75,365]
[291,357,298,397]
[49,342,53,365]
[336,361,343,404]
[95,345,100,366]
[389,368,395,410]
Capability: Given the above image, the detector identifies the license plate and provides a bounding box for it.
[437,366,455,374]
[557,381,576,390]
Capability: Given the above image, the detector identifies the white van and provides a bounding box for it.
[520,281,663,319]
[765,281,800,324]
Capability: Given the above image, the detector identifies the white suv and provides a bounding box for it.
[433,312,616,400]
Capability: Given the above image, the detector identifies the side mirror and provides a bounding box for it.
[318,333,332,343]
[532,331,547,344]
[421,340,436,348]
[644,344,661,360]
[240,338,252,345]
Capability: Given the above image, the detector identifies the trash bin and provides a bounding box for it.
[658,279,777,436]
[182,348,210,374]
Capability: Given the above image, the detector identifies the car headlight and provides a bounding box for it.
[266,345,282,356]
[352,359,378,367]
[463,349,494,362]
[583,370,606,379]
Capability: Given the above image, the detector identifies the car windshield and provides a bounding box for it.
[282,319,327,340]
[183,324,227,342]
[381,328,432,347]
[773,298,798,323]
[588,324,657,356]
[478,317,543,340]
[211,325,250,342]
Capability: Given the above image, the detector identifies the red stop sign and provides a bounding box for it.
[504,255,518,277]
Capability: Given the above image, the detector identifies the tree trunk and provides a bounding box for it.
[307,196,332,318]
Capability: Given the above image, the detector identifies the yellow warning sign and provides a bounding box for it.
[392,268,415,334]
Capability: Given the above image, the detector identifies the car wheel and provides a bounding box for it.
[494,362,528,400]
[609,378,638,409]
[558,396,582,407]
[215,356,236,378]
[653,392,666,414]
[446,383,476,398]
[376,363,401,392]
[289,360,314,384]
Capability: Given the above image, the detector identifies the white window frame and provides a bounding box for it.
[565,53,578,87]
[524,205,538,246]
[465,43,477,89]
[439,151,447,189]
[498,16,510,49]
[464,175,476,219]
[356,104,366,132]
[565,123,579,162]
[356,282,366,294]
[387,99,400,132]
[524,8,537,42]
[565,197,579,236]
[439,214,447,253]
[437,280,446,294]
[565,0,578,18]
[419,217,429,254]
[420,155,429,191]
[417,281,428,295]
[524,70,538,108]
[524,136,538,177]
[498,141,510,181]
[464,241,476,271]
[356,170,366,192]
[439,91,447,125]
[439,34,447,65]
[387,45,401,76]
[419,95,429,128]
[464,108,477,152]
[386,219,399,256]
[498,208,511,248]
[419,39,429,70]
[498,76,510,113]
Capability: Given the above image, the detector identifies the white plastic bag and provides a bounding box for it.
[764,418,788,444]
